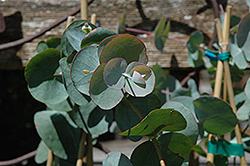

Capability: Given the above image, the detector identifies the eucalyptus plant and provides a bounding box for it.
[24,16,241,166]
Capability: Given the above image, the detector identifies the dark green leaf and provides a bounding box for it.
[193,96,237,135]
[100,34,147,64]
[192,145,206,157]
[115,94,161,141]
[120,108,187,137]
[131,133,193,166]
[161,100,198,145]
[237,13,250,48]
[46,37,61,49]
[154,18,170,51]
[98,35,117,57]
[25,48,68,105]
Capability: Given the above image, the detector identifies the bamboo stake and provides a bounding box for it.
[46,150,53,166]
[81,0,88,20]
[206,18,224,166]
[221,6,247,166]
[91,13,96,25]
[66,16,75,27]
[76,132,87,166]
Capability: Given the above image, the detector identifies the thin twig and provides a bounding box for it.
[0,150,37,166]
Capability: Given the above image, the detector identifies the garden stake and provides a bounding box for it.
[91,13,96,25]
[206,18,224,166]
[66,16,75,27]
[76,132,87,166]
[81,0,88,20]
[46,150,53,166]
[215,6,247,166]
[222,6,247,166]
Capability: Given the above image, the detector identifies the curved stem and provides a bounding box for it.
[122,97,144,120]
[152,138,166,166]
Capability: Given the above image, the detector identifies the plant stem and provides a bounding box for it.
[86,134,93,166]
[76,131,87,166]
[77,105,92,134]
[122,97,144,120]
[46,150,53,166]
[152,138,166,166]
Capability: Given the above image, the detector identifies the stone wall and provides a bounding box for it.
[0,0,249,69]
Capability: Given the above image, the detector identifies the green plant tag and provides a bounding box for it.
[208,141,244,157]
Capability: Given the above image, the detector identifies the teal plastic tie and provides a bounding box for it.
[205,51,230,62]
[208,141,244,157]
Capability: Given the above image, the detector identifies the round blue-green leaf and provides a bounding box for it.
[120,108,187,137]
[46,99,72,112]
[59,57,89,106]
[187,79,200,99]
[66,22,97,52]
[100,34,148,64]
[34,110,81,160]
[61,20,89,57]
[245,77,250,100]
[170,96,196,117]
[193,96,237,135]
[161,101,198,145]
[124,62,155,97]
[171,87,190,99]
[36,41,49,53]
[237,13,250,48]
[131,133,193,166]
[35,141,49,164]
[90,63,124,110]
[230,42,248,69]
[25,48,68,105]
[81,27,116,48]
[236,98,250,121]
[115,94,161,141]
[103,58,127,90]
[70,46,100,95]
[103,152,133,166]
